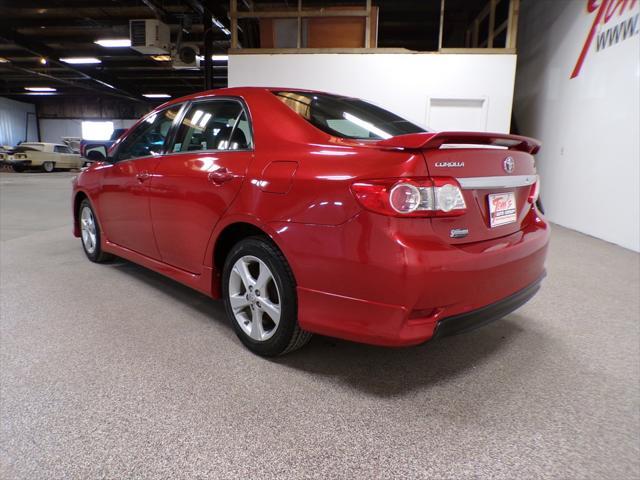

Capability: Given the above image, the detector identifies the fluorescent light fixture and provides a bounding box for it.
[151,54,172,62]
[94,38,131,48]
[25,92,55,96]
[143,93,171,99]
[82,121,114,141]
[59,57,102,64]
[0,57,10,63]
[25,87,57,92]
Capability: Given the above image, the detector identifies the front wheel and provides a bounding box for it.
[222,237,311,356]
[42,161,55,173]
[79,199,112,263]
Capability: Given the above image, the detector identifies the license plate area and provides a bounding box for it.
[488,192,517,228]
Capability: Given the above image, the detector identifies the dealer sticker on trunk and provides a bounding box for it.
[488,192,517,228]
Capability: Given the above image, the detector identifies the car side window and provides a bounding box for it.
[171,100,253,153]
[54,145,72,154]
[116,106,181,162]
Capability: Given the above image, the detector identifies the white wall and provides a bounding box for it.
[514,0,640,251]
[229,53,517,133]
[0,97,37,146]
[39,118,137,143]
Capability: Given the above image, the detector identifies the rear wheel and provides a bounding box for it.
[222,237,311,356]
[42,161,55,173]
[79,199,112,263]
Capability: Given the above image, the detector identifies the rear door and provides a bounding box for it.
[423,146,538,244]
[148,98,254,274]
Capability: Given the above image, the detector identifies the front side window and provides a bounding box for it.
[172,100,253,153]
[116,106,181,161]
[274,91,426,140]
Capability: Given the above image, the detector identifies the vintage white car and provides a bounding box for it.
[0,142,85,172]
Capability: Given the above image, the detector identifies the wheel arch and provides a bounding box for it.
[72,190,89,237]
[209,217,294,297]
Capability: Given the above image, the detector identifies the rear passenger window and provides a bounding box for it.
[172,100,253,153]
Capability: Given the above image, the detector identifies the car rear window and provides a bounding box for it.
[273,91,426,140]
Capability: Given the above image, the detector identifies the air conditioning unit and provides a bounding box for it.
[130,19,170,55]
[171,43,201,70]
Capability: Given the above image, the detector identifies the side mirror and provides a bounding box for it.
[83,145,109,163]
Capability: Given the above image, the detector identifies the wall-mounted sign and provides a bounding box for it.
[571,0,639,78]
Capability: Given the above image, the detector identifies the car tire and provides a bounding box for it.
[222,236,312,356]
[78,199,113,263]
[42,161,55,173]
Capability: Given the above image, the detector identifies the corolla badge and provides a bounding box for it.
[503,157,515,174]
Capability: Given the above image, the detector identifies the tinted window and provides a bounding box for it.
[274,91,426,140]
[172,100,252,153]
[116,106,181,161]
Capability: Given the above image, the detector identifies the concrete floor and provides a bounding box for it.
[1,171,638,479]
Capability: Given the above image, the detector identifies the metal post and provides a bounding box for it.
[204,14,213,90]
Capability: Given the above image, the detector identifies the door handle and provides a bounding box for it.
[208,167,236,185]
[136,171,150,182]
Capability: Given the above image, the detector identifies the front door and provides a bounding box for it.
[96,105,182,259]
[149,99,254,274]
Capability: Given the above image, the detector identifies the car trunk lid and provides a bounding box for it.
[375,132,541,244]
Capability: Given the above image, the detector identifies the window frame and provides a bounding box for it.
[111,102,187,163]
[165,96,255,155]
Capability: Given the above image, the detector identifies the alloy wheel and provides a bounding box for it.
[80,206,97,254]
[228,255,282,342]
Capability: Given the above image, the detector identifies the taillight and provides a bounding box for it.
[528,175,540,203]
[351,177,466,217]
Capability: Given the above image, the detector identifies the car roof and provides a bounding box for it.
[158,86,331,109]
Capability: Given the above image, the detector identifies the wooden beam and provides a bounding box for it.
[231,0,238,49]
[365,0,372,48]
[488,0,496,48]
[297,0,302,49]
[438,0,446,50]
[236,9,370,19]
[506,0,520,49]
[229,47,412,54]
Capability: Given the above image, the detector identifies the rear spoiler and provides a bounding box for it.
[375,131,541,154]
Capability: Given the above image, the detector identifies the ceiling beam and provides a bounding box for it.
[0,31,146,103]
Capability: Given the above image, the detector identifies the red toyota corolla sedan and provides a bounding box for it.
[72,87,549,356]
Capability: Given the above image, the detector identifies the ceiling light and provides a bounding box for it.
[95,38,131,48]
[25,87,57,92]
[143,93,171,99]
[59,57,102,64]
[0,57,9,63]
[151,55,172,62]
[40,57,47,65]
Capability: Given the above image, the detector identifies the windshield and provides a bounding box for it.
[274,91,427,140]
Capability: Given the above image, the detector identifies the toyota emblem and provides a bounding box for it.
[503,157,515,174]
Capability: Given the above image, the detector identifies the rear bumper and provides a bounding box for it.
[1,160,31,168]
[432,273,544,339]
[275,207,550,346]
